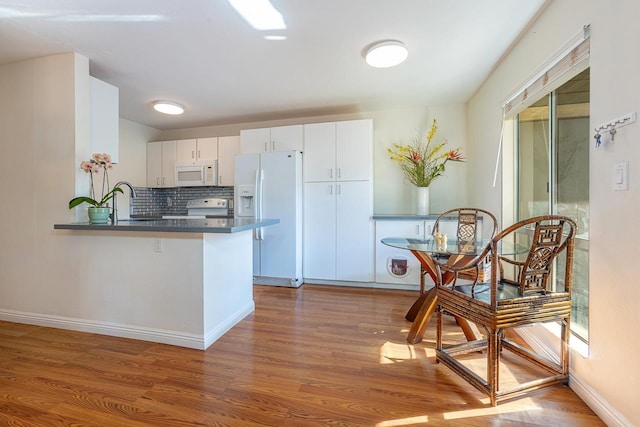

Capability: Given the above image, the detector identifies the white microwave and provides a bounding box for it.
[175,162,218,187]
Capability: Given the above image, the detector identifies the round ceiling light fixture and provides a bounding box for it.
[153,101,184,115]
[364,40,408,68]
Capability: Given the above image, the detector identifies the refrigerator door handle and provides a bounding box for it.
[253,169,261,240]
[256,169,264,240]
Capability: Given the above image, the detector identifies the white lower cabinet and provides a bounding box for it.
[303,181,372,282]
[375,220,431,287]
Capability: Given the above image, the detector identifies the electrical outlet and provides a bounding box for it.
[153,238,163,252]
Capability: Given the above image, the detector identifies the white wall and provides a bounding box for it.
[0,54,192,329]
[0,53,81,314]
[158,106,468,215]
[468,1,639,425]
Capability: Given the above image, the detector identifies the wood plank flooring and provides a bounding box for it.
[0,284,604,426]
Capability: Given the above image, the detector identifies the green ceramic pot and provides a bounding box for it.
[88,207,111,224]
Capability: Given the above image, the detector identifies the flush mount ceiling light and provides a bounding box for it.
[153,101,184,115]
[365,40,408,68]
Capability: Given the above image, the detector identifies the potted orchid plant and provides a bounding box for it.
[69,153,122,223]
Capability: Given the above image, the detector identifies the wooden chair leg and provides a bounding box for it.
[436,303,443,360]
[487,327,500,407]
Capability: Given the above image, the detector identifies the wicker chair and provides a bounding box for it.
[435,215,577,406]
[431,207,499,284]
[405,208,498,343]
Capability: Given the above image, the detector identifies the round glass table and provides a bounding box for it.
[382,237,525,344]
[382,237,493,344]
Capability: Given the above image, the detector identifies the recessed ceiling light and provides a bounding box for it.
[365,40,408,68]
[228,0,286,30]
[153,101,184,115]
[264,35,287,41]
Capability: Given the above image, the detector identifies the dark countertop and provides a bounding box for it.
[54,218,279,234]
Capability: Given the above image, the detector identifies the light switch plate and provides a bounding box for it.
[613,161,629,191]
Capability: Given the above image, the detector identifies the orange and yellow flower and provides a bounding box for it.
[387,119,464,187]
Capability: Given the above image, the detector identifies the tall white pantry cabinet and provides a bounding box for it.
[303,119,373,283]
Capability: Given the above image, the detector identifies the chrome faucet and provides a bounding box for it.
[111,181,137,224]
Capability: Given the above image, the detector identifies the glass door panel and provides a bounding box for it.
[555,69,590,341]
[517,97,550,220]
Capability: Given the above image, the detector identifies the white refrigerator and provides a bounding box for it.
[234,150,303,287]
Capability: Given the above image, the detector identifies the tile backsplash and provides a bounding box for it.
[131,186,235,216]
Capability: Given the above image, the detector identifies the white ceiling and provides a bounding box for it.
[0,0,547,130]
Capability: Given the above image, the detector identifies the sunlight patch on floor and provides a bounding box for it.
[442,397,540,420]
[376,415,429,426]
[379,341,434,364]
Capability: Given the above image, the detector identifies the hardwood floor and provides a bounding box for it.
[0,284,603,426]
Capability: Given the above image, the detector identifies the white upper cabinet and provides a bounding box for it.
[336,119,373,181]
[303,122,336,181]
[147,140,176,188]
[90,77,119,163]
[197,137,218,162]
[217,135,240,186]
[303,119,373,182]
[240,124,303,153]
[176,137,218,165]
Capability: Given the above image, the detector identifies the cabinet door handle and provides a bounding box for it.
[192,150,195,159]
[337,184,341,195]
[162,177,165,186]
[272,141,275,151]
[157,177,160,186]
[219,175,222,185]
[416,225,420,235]
[329,184,333,195]
[329,168,333,179]
[337,168,341,178]
[198,150,201,159]
[264,142,268,151]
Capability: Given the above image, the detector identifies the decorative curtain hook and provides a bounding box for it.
[610,127,617,141]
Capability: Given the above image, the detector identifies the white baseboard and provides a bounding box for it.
[0,309,210,350]
[203,301,255,349]
[254,276,302,287]
[302,279,420,291]
[516,327,632,427]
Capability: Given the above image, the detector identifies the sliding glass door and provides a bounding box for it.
[515,69,590,341]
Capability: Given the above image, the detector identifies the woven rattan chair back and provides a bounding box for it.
[433,208,498,243]
[519,221,568,295]
[432,208,499,284]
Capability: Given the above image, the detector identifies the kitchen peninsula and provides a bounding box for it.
[54,217,278,350]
